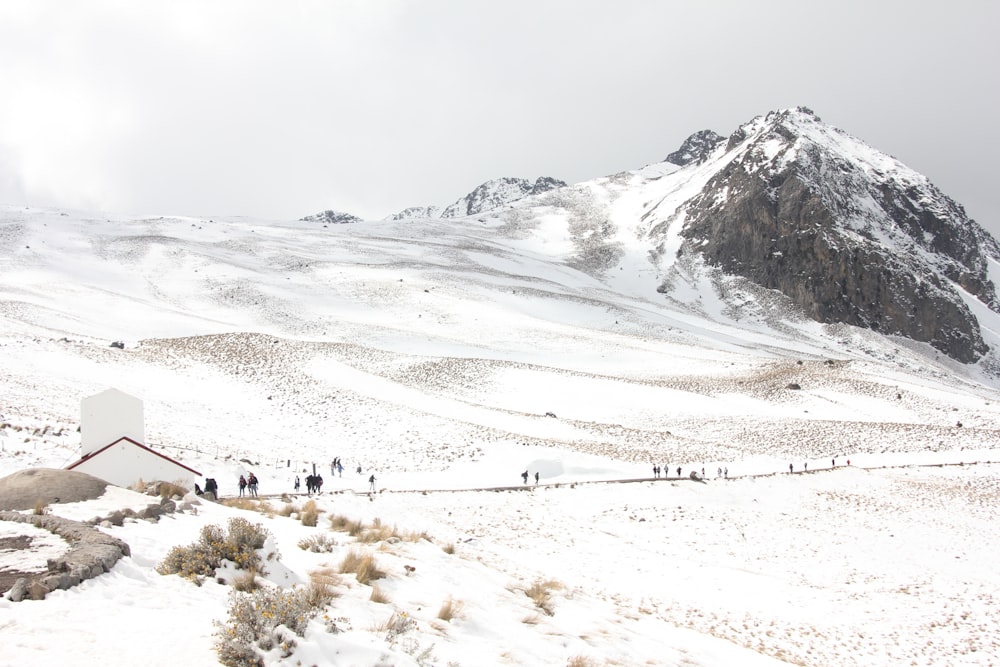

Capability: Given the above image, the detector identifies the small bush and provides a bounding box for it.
[157,481,188,499]
[232,569,261,593]
[373,611,416,641]
[437,596,464,622]
[525,578,563,616]
[339,549,385,584]
[566,657,598,667]
[369,585,390,604]
[33,500,48,515]
[300,500,319,527]
[442,542,456,555]
[221,498,264,513]
[214,586,320,667]
[297,534,337,553]
[278,503,297,517]
[157,518,270,581]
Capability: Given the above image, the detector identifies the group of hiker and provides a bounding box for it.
[238,473,258,497]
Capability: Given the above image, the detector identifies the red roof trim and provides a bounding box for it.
[67,436,202,476]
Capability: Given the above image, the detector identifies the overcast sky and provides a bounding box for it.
[1,1,997,235]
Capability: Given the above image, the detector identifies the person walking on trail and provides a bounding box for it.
[521,470,529,484]
[789,463,794,473]
[248,473,258,497]
[294,476,300,493]
[804,462,808,472]
[368,474,376,491]
[676,466,682,478]
[724,466,728,479]
[238,475,247,497]
[534,471,540,484]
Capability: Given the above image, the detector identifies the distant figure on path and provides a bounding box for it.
[534,471,540,484]
[832,458,836,467]
[676,466,682,477]
[357,465,362,475]
[248,473,258,497]
[804,462,808,472]
[238,475,247,497]
[294,476,300,492]
[724,467,728,479]
[789,463,794,473]
[368,474,376,491]
[521,470,529,484]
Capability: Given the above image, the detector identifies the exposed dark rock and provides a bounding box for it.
[664,130,725,166]
[300,209,363,225]
[669,108,998,363]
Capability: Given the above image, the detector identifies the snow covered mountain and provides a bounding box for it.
[4,107,1000,667]
[387,176,568,221]
[656,107,1000,364]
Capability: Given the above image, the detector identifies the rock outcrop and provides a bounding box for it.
[661,108,999,363]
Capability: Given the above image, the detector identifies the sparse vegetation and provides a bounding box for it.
[437,596,464,622]
[524,578,563,616]
[369,584,390,604]
[338,549,385,584]
[33,499,48,515]
[442,542,456,555]
[157,481,188,499]
[297,533,337,553]
[157,517,269,581]
[214,585,323,667]
[300,499,319,526]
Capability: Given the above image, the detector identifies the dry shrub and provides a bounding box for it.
[214,586,319,666]
[232,568,261,593]
[157,518,270,580]
[339,549,385,584]
[297,533,337,553]
[158,481,188,499]
[221,497,264,513]
[301,500,319,527]
[359,522,395,544]
[278,503,297,517]
[369,585,390,604]
[329,513,365,536]
[437,596,464,622]
[525,578,563,616]
[33,499,48,515]
[566,657,598,667]
[442,542,456,555]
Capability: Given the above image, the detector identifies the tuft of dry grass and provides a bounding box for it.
[221,497,265,513]
[338,549,386,585]
[525,578,563,616]
[369,585,390,604]
[566,656,598,667]
[158,481,188,499]
[329,513,365,536]
[232,568,261,592]
[277,503,297,517]
[33,499,48,515]
[301,500,319,527]
[437,596,464,622]
[442,542,456,555]
[298,533,337,553]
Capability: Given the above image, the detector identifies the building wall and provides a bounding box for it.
[72,441,196,489]
[80,388,145,456]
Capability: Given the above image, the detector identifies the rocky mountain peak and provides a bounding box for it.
[300,209,362,225]
[661,107,999,363]
[664,129,725,166]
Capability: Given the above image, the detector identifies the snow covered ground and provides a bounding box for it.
[2,202,1000,666]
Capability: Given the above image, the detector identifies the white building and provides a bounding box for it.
[67,388,200,489]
